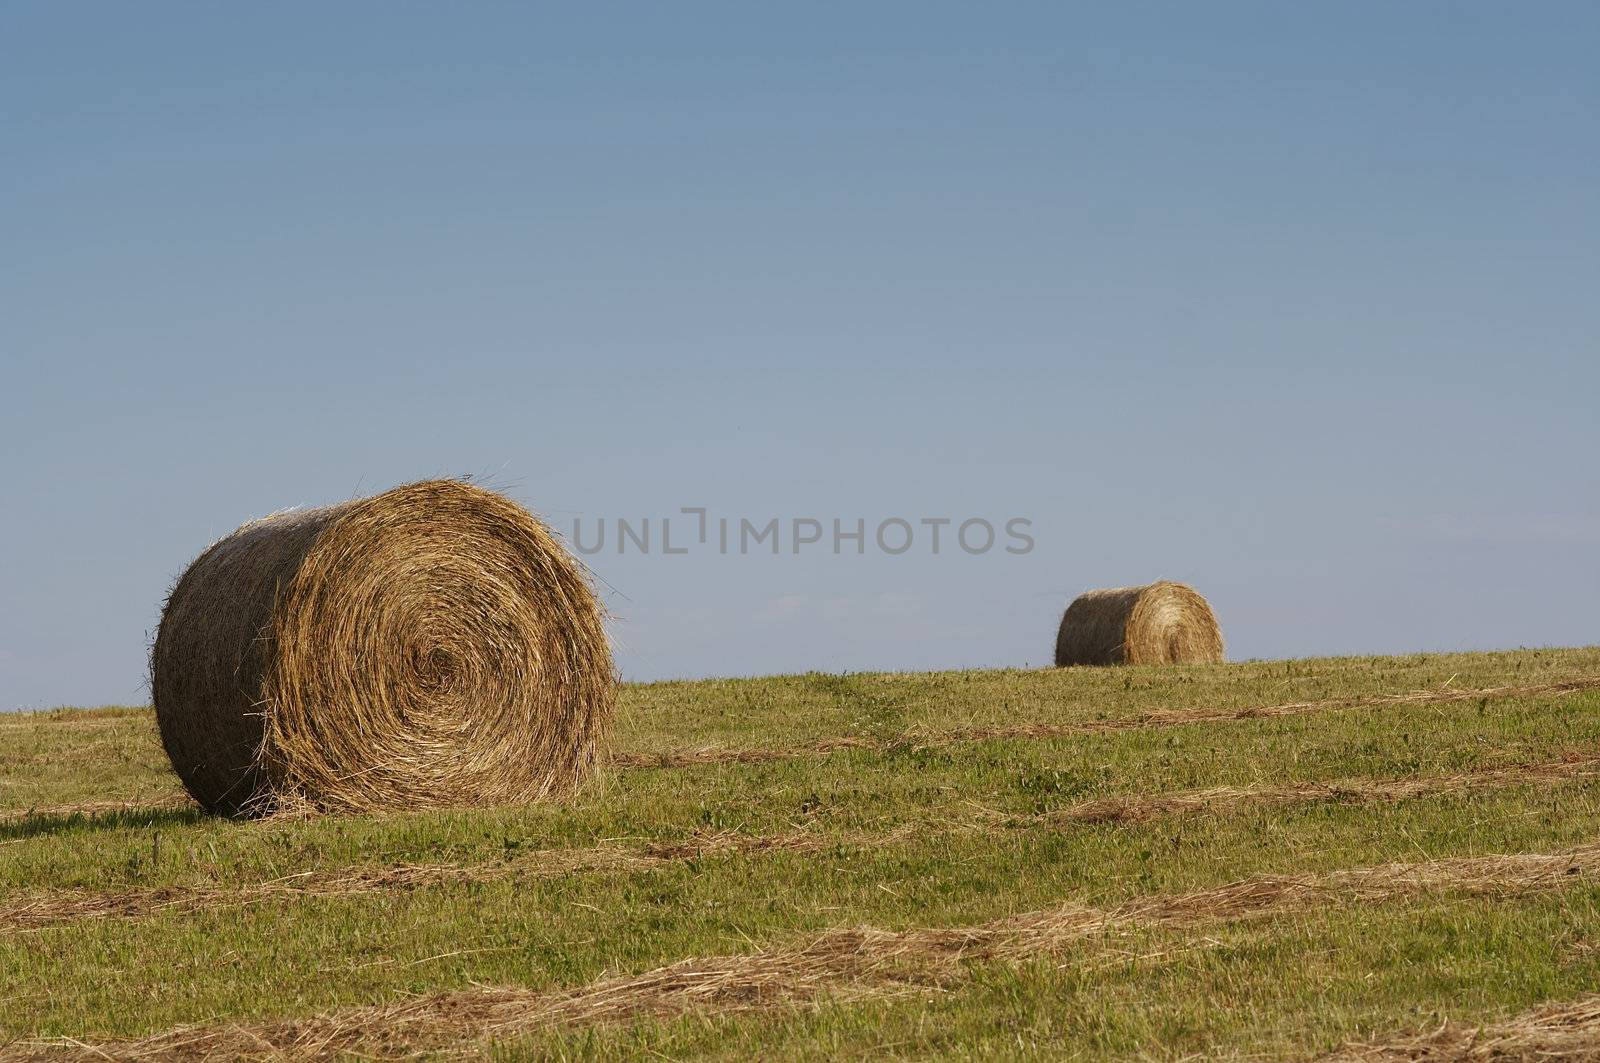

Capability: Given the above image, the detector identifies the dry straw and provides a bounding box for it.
[1054,580,1224,667]
[23,842,1600,1060]
[151,480,614,817]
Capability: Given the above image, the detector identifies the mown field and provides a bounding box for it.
[3,648,1600,1060]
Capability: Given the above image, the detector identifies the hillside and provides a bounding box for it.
[3,648,1599,1059]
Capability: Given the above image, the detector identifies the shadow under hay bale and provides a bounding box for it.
[151,480,615,817]
[1054,580,1224,667]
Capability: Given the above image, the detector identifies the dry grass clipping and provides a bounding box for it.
[17,841,1600,1061]
[1323,995,1600,1060]
[0,797,196,825]
[150,480,614,817]
[0,827,869,933]
[1053,749,1600,825]
[1054,580,1224,666]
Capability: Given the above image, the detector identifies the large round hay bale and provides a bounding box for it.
[1054,580,1224,667]
[151,480,614,817]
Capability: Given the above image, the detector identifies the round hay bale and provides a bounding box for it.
[1054,580,1224,667]
[151,480,614,817]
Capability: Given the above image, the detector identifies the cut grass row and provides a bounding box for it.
[504,897,1600,1062]
[4,750,1599,933]
[13,839,1600,1059]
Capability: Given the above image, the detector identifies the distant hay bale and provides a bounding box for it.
[151,480,614,817]
[1054,581,1224,667]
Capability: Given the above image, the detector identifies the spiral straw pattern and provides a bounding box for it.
[1054,580,1224,667]
[152,480,614,816]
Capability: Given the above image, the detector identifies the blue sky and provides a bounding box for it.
[3,2,1597,709]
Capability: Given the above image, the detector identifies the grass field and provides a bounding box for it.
[3,648,1600,1059]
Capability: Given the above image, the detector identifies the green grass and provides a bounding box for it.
[2,647,1598,1057]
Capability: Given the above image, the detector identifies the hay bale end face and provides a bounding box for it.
[151,480,615,817]
[1054,580,1224,667]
